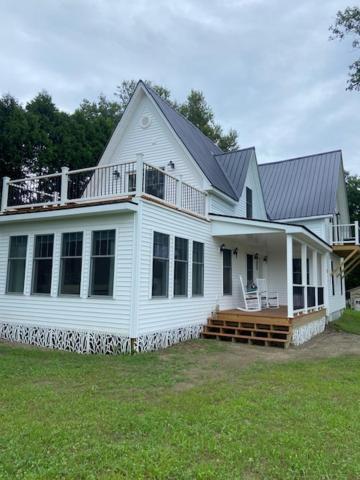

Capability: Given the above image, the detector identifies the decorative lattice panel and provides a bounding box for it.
[291,317,326,346]
[135,324,202,352]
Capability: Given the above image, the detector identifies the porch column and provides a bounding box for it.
[301,243,307,313]
[135,153,144,196]
[312,250,318,308]
[322,252,330,315]
[286,235,294,318]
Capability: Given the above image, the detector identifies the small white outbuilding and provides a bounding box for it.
[349,286,360,311]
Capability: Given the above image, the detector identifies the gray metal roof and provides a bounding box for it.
[258,150,342,220]
[215,147,254,198]
[143,82,238,200]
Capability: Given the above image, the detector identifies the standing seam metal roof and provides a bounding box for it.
[214,147,254,198]
[258,151,342,220]
[142,82,238,200]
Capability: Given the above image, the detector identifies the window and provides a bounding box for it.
[223,249,232,295]
[331,260,335,296]
[7,236,27,293]
[152,232,169,297]
[192,241,204,296]
[247,254,254,286]
[246,187,253,219]
[32,234,54,294]
[59,232,83,295]
[90,230,115,296]
[293,259,302,285]
[174,237,188,296]
[144,166,165,199]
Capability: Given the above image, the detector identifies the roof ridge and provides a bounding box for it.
[141,81,223,154]
[258,149,342,168]
[215,146,255,159]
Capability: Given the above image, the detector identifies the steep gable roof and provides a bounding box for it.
[258,150,342,220]
[142,82,238,200]
[214,147,254,198]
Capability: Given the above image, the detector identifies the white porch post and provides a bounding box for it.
[312,250,318,308]
[176,176,182,208]
[286,234,294,318]
[1,176,9,212]
[135,153,144,196]
[322,252,330,315]
[301,243,307,313]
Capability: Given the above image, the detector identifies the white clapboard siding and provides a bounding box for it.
[0,213,135,335]
[105,93,204,189]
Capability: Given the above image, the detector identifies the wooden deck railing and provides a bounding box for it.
[1,155,208,218]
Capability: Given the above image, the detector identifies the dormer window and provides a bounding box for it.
[246,187,253,219]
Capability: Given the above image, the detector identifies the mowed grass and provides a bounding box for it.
[333,308,360,335]
[0,340,360,480]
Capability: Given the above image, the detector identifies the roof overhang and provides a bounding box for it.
[210,214,332,252]
[0,201,137,225]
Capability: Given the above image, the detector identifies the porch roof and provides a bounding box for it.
[209,213,332,252]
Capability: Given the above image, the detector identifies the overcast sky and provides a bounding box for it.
[0,0,359,172]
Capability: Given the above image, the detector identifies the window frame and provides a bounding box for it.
[192,241,204,297]
[6,235,28,294]
[89,229,116,298]
[174,236,189,297]
[246,187,253,219]
[223,248,232,296]
[151,231,170,298]
[32,234,54,295]
[59,232,84,296]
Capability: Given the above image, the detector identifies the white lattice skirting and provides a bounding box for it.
[291,317,326,346]
[0,322,203,354]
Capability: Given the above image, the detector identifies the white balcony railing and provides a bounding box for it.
[1,156,208,218]
[331,222,359,245]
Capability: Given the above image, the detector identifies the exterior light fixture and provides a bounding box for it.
[233,248,238,257]
[112,170,120,179]
[220,244,226,252]
[167,161,175,170]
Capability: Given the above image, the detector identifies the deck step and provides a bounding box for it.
[203,325,290,338]
[207,318,291,331]
[202,331,290,348]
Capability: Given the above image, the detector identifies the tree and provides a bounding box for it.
[330,6,360,91]
[0,94,29,181]
[345,172,360,290]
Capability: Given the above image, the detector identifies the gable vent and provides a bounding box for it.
[140,114,152,129]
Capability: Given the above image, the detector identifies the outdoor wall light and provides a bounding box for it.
[112,170,120,179]
[233,248,238,257]
[167,161,175,170]
[254,253,259,260]
[263,256,268,262]
[220,243,226,252]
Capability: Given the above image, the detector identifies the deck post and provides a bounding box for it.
[301,243,307,313]
[1,176,10,212]
[355,221,359,245]
[286,234,294,318]
[60,167,69,205]
[135,153,144,196]
[322,252,330,315]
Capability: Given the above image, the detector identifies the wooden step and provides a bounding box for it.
[204,324,290,337]
[207,319,291,333]
[212,314,290,326]
[202,331,289,348]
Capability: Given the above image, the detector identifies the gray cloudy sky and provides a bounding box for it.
[0,0,359,172]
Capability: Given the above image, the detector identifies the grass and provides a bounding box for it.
[333,308,360,335]
[0,340,360,479]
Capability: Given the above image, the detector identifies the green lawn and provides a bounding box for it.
[333,308,360,335]
[0,340,360,480]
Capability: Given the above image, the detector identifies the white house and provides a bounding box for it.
[0,81,358,353]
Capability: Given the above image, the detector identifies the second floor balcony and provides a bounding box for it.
[0,155,208,218]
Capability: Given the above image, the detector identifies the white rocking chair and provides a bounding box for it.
[237,275,261,312]
[255,278,279,309]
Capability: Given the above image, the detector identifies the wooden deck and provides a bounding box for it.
[202,306,326,348]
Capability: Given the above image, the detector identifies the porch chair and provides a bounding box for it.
[237,275,261,312]
[255,278,280,309]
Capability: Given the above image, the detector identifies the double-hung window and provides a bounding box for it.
[32,234,54,294]
[246,254,254,286]
[246,187,253,219]
[7,236,27,294]
[152,232,169,297]
[90,230,115,296]
[60,232,83,295]
[223,249,232,295]
[174,237,188,296]
[192,241,204,296]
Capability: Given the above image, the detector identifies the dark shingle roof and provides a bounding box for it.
[215,147,254,198]
[142,82,237,200]
[258,150,342,220]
